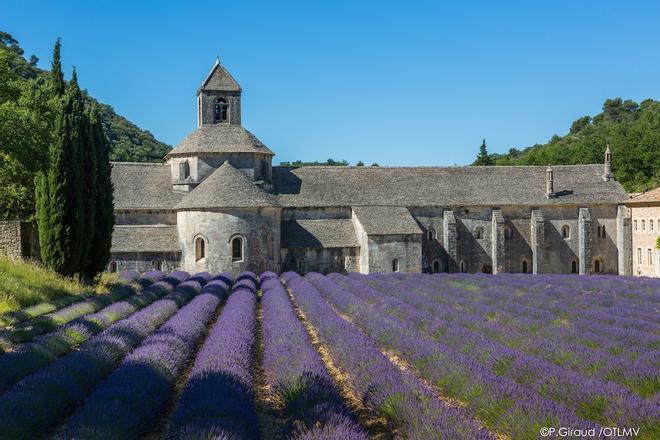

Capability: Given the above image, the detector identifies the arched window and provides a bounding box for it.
[231,236,243,262]
[594,259,601,273]
[338,256,346,271]
[649,249,653,266]
[427,229,436,241]
[522,260,528,273]
[109,261,117,273]
[597,225,606,239]
[392,259,400,272]
[195,236,206,261]
[571,259,578,274]
[634,220,638,231]
[562,225,570,239]
[651,221,654,232]
[432,260,440,273]
[213,97,229,123]
[459,260,466,273]
[505,226,513,240]
[474,227,484,240]
[638,248,642,264]
[154,260,163,271]
[642,220,645,231]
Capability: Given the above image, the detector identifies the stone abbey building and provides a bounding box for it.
[110,59,632,275]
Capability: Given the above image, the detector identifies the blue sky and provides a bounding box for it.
[3,1,660,165]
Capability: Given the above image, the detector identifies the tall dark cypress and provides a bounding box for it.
[80,106,97,279]
[50,38,65,97]
[39,68,85,275]
[35,39,66,261]
[85,105,115,277]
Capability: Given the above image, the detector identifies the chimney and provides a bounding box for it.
[603,145,613,181]
[545,166,555,199]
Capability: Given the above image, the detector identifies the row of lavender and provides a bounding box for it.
[303,272,659,440]
[283,272,493,439]
[0,270,370,438]
[0,270,197,438]
[0,270,172,393]
[372,273,659,397]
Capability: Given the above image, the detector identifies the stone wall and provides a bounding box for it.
[177,207,280,275]
[0,221,39,260]
[108,252,180,273]
[280,247,359,274]
[115,210,176,226]
[629,203,660,277]
[199,90,241,126]
[368,234,422,273]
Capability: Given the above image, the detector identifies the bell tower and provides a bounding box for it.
[197,57,241,127]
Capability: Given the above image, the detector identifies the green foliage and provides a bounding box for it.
[656,237,659,250]
[50,38,64,97]
[0,30,168,221]
[84,105,115,278]
[473,139,494,166]
[80,105,97,277]
[356,160,364,166]
[279,158,349,167]
[0,256,86,315]
[37,69,86,276]
[490,98,660,192]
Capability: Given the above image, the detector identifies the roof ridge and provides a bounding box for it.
[275,164,603,170]
[111,162,166,166]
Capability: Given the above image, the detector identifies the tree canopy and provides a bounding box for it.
[477,98,660,192]
[0,31,170,221]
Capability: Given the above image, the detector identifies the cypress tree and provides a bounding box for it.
[50,38,65,97]
[84,105,114,277]
[38,68,85,276]
[79,105,97,279]
[474,139,494,166]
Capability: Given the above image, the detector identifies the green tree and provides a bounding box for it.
[473,139,494,166]
[36,68,85,276]
[356,160,364,166]
[79,106,97,278]
[50,38,64,97]
[84,105,114,278]
[569,116,591,134]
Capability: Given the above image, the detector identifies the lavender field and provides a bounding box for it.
[0,271,657,439]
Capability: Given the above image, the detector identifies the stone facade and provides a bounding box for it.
[627,188,660,277]
[0,221,39,260]
[107,59,633,276]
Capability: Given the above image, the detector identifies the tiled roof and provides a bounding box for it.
[165,125,274,158]
[353,206,421,235]
[175,161,277,210]
[272,165,628,207]
[198,58,241,92]
[628,187,660,204]
[111,163,184,210]
[281,219,359,248]
[111,225,180,253]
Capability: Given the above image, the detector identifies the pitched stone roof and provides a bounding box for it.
[198,58,241,92]
[111,163,184,210]
[111,226,180,253]
[272,165,628,207]
[353,206,422,235]
[281,219,359,248]
[628,187,660,204]
[165,125,274,158]
[175,161,277,210]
